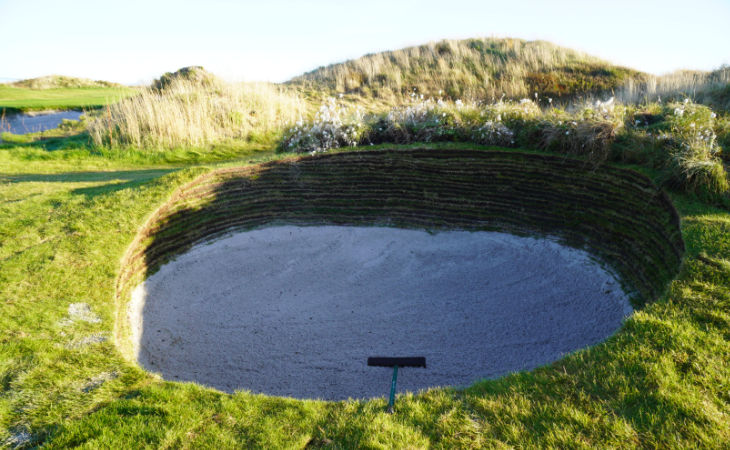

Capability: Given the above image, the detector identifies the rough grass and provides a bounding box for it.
[281,97,730,202]
[86,79,306,151]
[289,37,641,102]
[289,39,729,114]
[0,138,728,447]
[618,66,730,112]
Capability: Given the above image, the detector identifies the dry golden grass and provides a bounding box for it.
[289,38,639,102]
[618,67,730,106]
[87,78,306,150]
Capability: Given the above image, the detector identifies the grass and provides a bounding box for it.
[288,37,642,103]
[288,38,729,114]
[87,78,306,151]
[281,96,730,202]
[618,66,730,112]
[1,38,729,447]
[8,75,124,90]
[0,134,729,447]
[0,85,136,114]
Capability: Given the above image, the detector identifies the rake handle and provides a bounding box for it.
[367,356,426,414]
[387,365,398,414]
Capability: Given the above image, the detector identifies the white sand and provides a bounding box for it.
[129,225,632,400]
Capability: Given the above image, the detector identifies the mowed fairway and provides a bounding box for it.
[0,85,137,113]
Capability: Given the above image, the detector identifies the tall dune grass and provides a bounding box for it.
[618,66,730,109]
[87,79,306,149]
[289,38,639,102]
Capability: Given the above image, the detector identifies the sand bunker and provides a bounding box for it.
[129,225,631,400]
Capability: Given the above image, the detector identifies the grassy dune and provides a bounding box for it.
[290,38,730,115]
[9,75,124,90]
[289,38,641,102]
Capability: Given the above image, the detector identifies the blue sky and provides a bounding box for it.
[1,0,729,84]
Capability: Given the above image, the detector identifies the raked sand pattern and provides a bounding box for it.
[130,225,632,400]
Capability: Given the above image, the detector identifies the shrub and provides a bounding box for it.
[469,120,515,147]
[538,118,618,165]
[280,97,520,151]
[660,100,728,195]
[716,118,730,162]
[279,98,364,153]
[370,98,459,144]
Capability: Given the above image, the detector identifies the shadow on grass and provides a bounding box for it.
[0,130,95,151]
[1,169,178,198]
[3,169,175,184]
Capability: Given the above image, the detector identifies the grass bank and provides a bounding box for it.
[0,140,728,447]
[281,97,730,203]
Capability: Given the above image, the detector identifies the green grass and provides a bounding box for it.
[0,85,137,113]
[280,96,730,203]
[0,133,729,447]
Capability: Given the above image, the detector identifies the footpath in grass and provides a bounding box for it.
[0,142,728,447]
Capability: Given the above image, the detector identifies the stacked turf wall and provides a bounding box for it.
[115,149,684,358]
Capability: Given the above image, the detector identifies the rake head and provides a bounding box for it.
[367,356,426,368]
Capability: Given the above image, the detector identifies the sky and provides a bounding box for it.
[1,0,729,85]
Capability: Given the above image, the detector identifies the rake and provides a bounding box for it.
[367,356,426,413]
